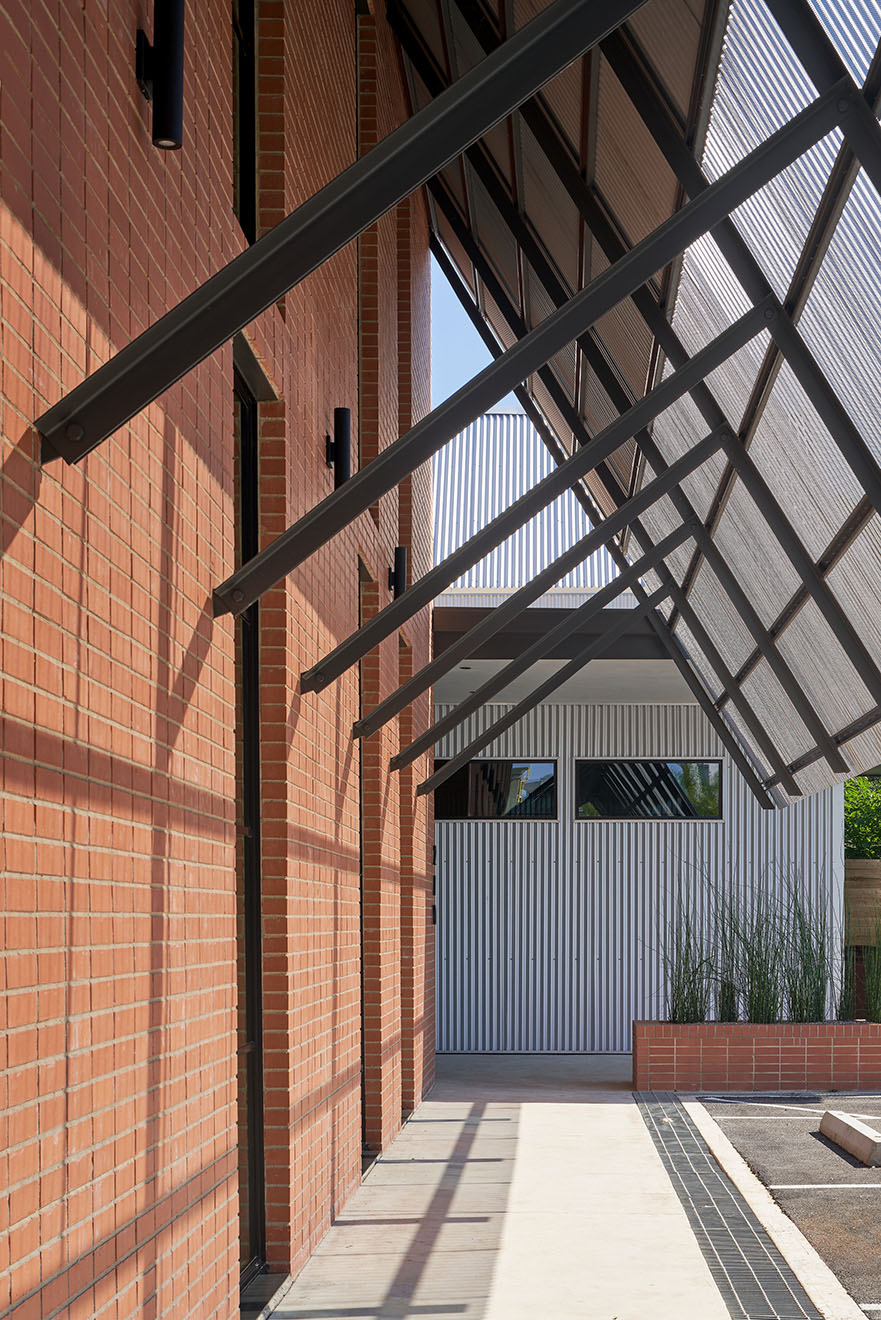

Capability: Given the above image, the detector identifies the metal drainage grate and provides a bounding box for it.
[635,1093,824,1320]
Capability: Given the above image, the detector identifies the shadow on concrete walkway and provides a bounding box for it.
[270,1054,730,1320]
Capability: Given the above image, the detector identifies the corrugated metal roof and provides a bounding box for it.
[398,0,716,514]
[433,412,634,604]
[630,0,881,796]
[382,0,881,806]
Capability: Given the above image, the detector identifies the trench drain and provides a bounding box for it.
[635,1093,823,1320]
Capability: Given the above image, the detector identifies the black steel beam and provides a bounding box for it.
[416,586,671,797]
[37,0,647,463]
[431,216,778,811]
[634,586,780,809]
[601,27,881,582]
[664,583,802,797]
[432,243,778,810]
[427,176,620,499]
[391,522,695,772]
[767,703,881,786]
[299,304,769,692]
[670,43,881,623]
[455,11,878,721]
[211,88,839,616]
[433,14,861,774]
[715,430,881,708]
[721,497,876,704]
[765,0,881,201]
[353,428,724,738]
[396,1,634,497]
[630,432,849,774]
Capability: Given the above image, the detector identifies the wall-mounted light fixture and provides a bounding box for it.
[389,546,407,599]
[136,1,186,150]
[325,407,351,489]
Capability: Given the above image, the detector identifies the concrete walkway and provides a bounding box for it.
[272,1055,731,1320]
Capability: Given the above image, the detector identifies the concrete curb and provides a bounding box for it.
[683,1100,865,1320]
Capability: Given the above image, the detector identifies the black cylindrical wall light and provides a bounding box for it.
[136,0,186,150]
[325,407,351,488]
[389,546,407,598]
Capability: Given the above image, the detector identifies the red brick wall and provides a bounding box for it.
[0,1,433,1316]
[633,1022,881,1092]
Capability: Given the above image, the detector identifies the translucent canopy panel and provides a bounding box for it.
[395,0,881,802]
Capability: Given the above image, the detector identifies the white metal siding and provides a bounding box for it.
[435,703,844,1052]
[433,412,634,605]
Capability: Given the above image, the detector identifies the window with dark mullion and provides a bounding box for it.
[574,759,722,820]
[232,0,257,244]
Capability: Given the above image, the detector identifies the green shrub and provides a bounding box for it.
[665,910,714,1023]
[844,776,881,859]
[784,893,828,1023]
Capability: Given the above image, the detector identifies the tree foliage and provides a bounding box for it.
[844,776,881,860]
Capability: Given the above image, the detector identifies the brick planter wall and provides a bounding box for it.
[633,1021,881,1091]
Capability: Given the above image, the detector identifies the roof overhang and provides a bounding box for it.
[434,604,671,662]
[34,0,881,810]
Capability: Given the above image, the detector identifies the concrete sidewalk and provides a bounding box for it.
[270,1054,732,1320]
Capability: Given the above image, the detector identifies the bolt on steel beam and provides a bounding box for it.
[353,428,725,739]
[211,88,839,616]
[416,585,672,798]
[392,522,696,773]
[37,0,647,463]
[299,304,769,693]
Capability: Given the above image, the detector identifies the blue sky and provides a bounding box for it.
[430,255,523,411]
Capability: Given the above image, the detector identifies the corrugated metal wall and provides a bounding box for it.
[435,702,844,1053]
[433,411,635,606]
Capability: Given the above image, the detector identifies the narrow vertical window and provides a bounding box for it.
[232,0,257,244]
[235,372,265,1281]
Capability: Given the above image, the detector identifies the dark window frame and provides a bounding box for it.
[433,758,559,822]
[573,757,724,822]
[235,370,266,1283]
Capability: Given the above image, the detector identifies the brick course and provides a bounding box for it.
[0,2,432,1316]
[633,1022,881,1092]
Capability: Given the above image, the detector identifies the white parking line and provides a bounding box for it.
[703,1097,827,1116]
[771,1188,881,1198]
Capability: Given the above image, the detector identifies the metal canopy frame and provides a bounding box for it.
[213,84,838,615]
[33,0,881,807]
[431,243,780,810]
[36,0,646,462]
[299,304,768,691]
[397,531,694,773]
[418,584,672,797]
[395,0,881,800]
